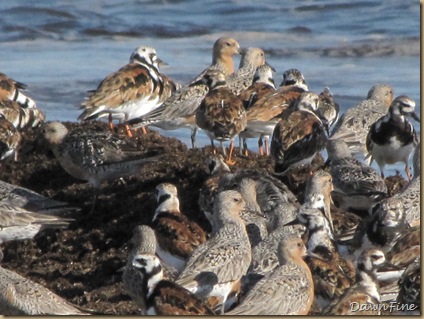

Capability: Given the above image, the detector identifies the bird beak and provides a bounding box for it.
[156,58,169,67]
[238,47,245,55]
[410,111,420,123]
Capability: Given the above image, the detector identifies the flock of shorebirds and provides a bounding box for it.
[0,36,421,315]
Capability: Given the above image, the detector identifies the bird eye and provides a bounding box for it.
[233,197,240,202]
[226,42,231,46]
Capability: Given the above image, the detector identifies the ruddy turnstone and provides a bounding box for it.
[323,249,389,315]
[195,69,247,165]
[238,63,276,155]
[366,95,420,181]
[78,46,178,136]
[0,265,87,315]
[330,83,394,157]
[152,183,206,273]
[198,153,231,222]
[228,236,314,315]
[303,169,334,232]
[317,87,340,135]
[288,207,356,312]
[42,122,162,209]
[176,190,252,313]
[131,253,215,315]
[0,72,37,109]
[123,225,157,314]
[270,91,327,174]
[326,139,387,213]
[226,47,266,95]
[241,68,308,156]
[0,99,45,130]
[397,257,420,315]
[127,36,241,148]
[0,117,22,162]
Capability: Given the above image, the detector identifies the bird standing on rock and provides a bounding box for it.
[42,121,163,211]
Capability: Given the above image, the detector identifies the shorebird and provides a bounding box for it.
[390,176,420,228]
[195,69,247,165]
[239,68,308,156]
[152,183,206,273]
[126,36,241,148]
[0,72,37,109]
[0,117,22,162]
[366,95,420,181]
[271,91,327,174]
[42,121,163,210]
[317,87,340,135]
[226,47,266,95]
[397,257,420,315]
[78,46,178,136]
[247,221,304,280]
[238,63,276,155]
[217,169,299,232]
[0,179,77,214]
[227,236,314,315]
[303,169,334,232]
[323,249,389,315]
[198,153,231,222]
[0,203,72,261]
[0,265,88,315]
[288,207,356,312]
[330,83,394,158]
[122,225,157,314]
[176,190,252,313]
[326,139,387,214]
[131,252,215,315]
[0,99,45,130]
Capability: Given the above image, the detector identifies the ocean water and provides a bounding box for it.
[0,0,420,177]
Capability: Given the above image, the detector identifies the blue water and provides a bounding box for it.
[0,0,420,177]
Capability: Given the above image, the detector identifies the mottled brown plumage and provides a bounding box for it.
[196,70,247,164]
[153,183,207,273]
[271,92,327,173]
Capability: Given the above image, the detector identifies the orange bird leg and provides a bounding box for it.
[108,114,115,131]
[125,124,133,138]
[226,140,236,165]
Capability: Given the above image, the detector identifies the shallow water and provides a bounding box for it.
[0,0,420,177]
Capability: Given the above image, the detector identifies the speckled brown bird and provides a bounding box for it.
[78,46,178,136]
[238,63,276,155]
[176,190,252,313]
[0,265,88,315]
[240,68,309,157]
[323,249,389,315]
[195,69,247,165]
[0,99,45,130]
[271,91,327,174]
[132,252,216,315]
[127,36,241,148]
[0,72,37,109]
[330,83,394,158]
[152,183,206,274]
[226,47,266,95]
[0,117,22,162]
